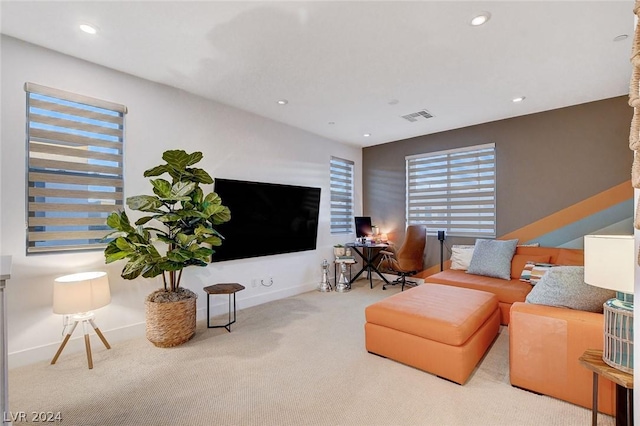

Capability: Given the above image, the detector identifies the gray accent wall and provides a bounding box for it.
[363,96,633,269]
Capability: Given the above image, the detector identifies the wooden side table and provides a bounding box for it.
[579,349,633,426]
[203,283,245,332]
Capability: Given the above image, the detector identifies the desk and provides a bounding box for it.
[346,242,390,289]
[579,349,633,426]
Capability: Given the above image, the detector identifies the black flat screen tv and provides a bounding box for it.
[212,178,321,262]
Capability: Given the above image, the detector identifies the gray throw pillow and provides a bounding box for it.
[466,239,518,280]
[525,266,615,313]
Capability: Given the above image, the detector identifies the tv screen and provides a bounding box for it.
[212,179,321,262]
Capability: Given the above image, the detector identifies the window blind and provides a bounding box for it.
[406,143,496,238]
[25,83,126,253]
[330,156,354,234]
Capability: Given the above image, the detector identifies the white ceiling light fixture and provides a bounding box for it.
[613,34,629,42]
[276,99,288,105]
[363,133,371,137]
[470,12,491,27]
[512,96,526,103]
[79,24,98,35]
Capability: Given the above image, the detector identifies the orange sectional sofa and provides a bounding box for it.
[419,245,615,414]
[509,302,615,415]
[423,246,585,325]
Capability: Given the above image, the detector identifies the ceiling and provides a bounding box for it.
[0,1,635,147]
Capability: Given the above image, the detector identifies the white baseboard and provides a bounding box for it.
[9,282,317,369]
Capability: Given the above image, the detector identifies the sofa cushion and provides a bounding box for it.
[525,266,615,312]
[510,254,551,279]
[450,245,475,270]
[467,239,518,280]
[365,284,498,346]
[424,269,532,304]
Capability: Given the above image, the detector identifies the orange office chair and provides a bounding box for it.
[378,225,427,291]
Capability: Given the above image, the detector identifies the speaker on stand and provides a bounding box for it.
[437,230,446,271]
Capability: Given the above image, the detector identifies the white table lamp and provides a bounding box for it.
[584,234,634,373]
[51,271,112,369]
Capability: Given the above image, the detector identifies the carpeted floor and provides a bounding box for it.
[8,280,614,425]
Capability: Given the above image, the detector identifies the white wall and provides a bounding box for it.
[0,36,362,367]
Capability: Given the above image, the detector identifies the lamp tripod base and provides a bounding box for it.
[50,312,111,369]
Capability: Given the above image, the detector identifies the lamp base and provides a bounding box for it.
[602,298,633,374]
[50,312,111,369]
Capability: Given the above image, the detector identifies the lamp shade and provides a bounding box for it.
[584,235,634,294]
[53,271,111,314]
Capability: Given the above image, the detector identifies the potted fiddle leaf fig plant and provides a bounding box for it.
[104,149,230,347]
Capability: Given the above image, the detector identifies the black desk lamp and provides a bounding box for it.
[437,230,446,271]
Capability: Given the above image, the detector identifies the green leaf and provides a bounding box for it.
[156,213,182,223]
[127,195,163,212]
[147,244,162,260]
[186,151,203,166]
[105,251,130,263]
[203,204,225,218]
[192,247,213,258]
[202,236,223,246]
[151,179,172,198]
[210,206,231,225]
[106,211,122,230]
[167,249,190,262]
[143,164,170,177]
[106,211,135,233]
[191,187,203,204]
[194,224,214,236]
[115,237,136,252]
[122,255,148,279]
[158,261,184,271]
[176,233,196,246]
[162,150,191,171]
[172,181,196,197]
[135,216,154,226]
[188,168,213,184]
[141,264,164,279]
[157,234,175,245]
[187,259,208,267]
[204,192,222,204]
[102,230,124,242]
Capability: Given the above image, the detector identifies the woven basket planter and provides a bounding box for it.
[145,295,196,348]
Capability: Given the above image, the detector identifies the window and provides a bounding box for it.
[25,83,126,253]
[406,143,496,238]
[330,156,354,234]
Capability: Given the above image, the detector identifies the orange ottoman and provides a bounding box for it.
[365,284,500,385]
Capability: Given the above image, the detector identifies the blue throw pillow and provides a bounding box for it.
[466,239,518,280]
[525,266,615,312]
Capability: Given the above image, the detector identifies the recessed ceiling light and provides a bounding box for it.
[276,99,288,105]
[363,133,371,137]
[470,12,491,26]
[613,34,629,42]
[512,96,526,103]
[79,24,98,35]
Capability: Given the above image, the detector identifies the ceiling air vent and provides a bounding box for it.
[401,109,434,122]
